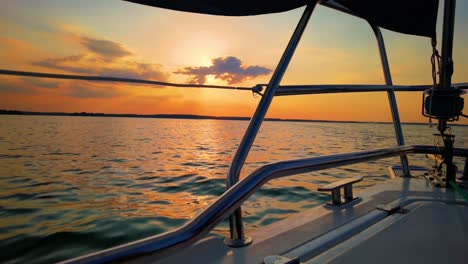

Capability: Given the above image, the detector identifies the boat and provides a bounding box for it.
[1,0,467,263]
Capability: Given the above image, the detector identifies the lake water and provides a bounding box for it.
[0,115,467,263]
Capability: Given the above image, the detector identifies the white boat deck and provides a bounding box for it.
[309,201,468,264]
[132,176,468,264]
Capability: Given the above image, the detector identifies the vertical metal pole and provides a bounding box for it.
[439,0,457,186]
[438,0,456,134]
[370,25,411,177]
[439,0,456,91]
[225,2,317,247]
[463,157,468,179]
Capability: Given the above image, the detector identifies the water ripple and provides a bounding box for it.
[0,116,466,263]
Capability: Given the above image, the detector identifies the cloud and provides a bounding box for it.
[64,84,121,99]
[80,36,132,60]
[0,77,36,94]
[32,54,94,74]
[0,36,32,50]
[98,62,167,80]
[0,76,124,99]
[23,78,60,89]
[133,93,183,102]
[0,76,60,94]
[29,32,268,89]
[175,56,272,84]
[32,55,168,81]
[31,32,169,82]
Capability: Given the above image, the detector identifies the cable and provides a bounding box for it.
[426,37,442,127]
[0,69,253,91]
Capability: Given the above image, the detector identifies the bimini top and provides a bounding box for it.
[124,0,439,38]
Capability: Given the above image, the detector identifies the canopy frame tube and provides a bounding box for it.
[226,1,318,247]
[226,2,423,245]
[370,25,410,177]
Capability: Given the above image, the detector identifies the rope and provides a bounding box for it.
[427,37,442,127]
[0,69,253,91]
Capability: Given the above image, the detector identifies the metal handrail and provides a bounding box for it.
[274,83,468,96]
[370,24,410,177]
[226,2,317,246]
[63,145,468,264]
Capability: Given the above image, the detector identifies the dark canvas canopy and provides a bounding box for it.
[124,0,439,38]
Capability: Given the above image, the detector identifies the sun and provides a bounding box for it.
[170,31,227,68]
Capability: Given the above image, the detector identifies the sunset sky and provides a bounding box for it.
[1,0,467,123]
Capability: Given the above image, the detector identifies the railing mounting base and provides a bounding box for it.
[224,236,253,248]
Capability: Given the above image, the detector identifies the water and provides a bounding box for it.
[0,115,466,263]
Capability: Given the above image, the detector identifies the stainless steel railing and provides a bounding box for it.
[274,83,468,95]
[63,145,468,264]
[370,24,410,177]
[226,0,414,245]
[225,2,318,246]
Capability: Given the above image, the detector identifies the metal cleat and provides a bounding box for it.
[318,176,363,205]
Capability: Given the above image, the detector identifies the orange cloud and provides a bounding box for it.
[175,56,272,84]
[64,83,124,99]
[80,36,133,61]
[32,54,168,81]
[31,33,169,81]
[0,36,32,50]
[0,76,61,94]
[0,36,41,69]
[0,74,129,99]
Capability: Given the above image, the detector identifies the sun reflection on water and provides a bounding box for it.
[0,115,466,262]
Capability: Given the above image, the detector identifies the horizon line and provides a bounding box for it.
[2,109,466,126]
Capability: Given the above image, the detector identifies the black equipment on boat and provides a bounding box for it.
[423,88,465,121]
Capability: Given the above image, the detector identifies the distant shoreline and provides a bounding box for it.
[1,109,467,126]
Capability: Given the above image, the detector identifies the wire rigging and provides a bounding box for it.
[426,37,442,127]
[0,69,254,91]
